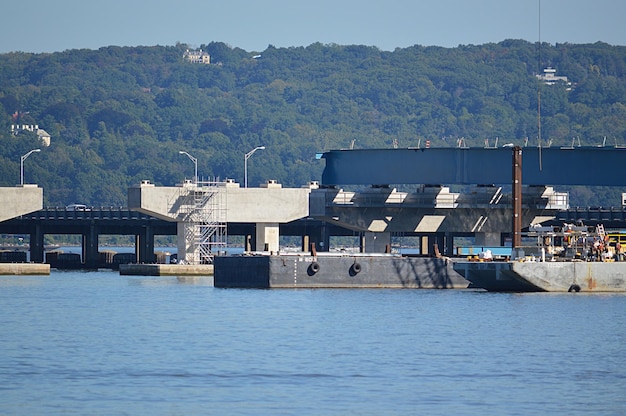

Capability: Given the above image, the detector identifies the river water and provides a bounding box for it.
[1,270,625,415]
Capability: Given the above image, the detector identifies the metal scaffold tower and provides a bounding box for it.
[177,179,227,264]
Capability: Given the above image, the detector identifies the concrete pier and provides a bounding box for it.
[119,264,213,276]
[128,179,312,262]
[0,263,50,275]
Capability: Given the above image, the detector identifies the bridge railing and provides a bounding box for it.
[325,191,564,209]
[21,207,152,220]
[557,207,626,223]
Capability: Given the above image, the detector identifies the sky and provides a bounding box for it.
[2,0,625,54]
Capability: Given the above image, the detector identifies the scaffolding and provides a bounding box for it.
[177,179,227,264]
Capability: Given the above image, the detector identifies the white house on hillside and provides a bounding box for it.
[537,67,572,90]
[183,49,211,64]
[11,124,51,146]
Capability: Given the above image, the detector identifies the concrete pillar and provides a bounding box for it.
[83,224,99,269]
[29,224,44,263]
[420,235,429,255]
[475,232,501,247]
[176,221,195,264]
[301,235,309,252]
[256,222,279,252]
[361,232,391,253]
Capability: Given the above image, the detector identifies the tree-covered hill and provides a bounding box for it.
[1,40,625,207]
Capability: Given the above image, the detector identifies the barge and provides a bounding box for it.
[213,252,469,289]
[454,260,626,292]
[453,223,626,292]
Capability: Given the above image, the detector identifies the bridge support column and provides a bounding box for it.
[434,233,445,256]
[82,224,99,269]
[360,232,391,253]
[303,222,329,252]
[475,232,502,247]
[319,223,330,252]
[256,223,279,252]
[420,236,429,255]
[445,233,455,256]
[29,224,44,263]
[136,225,154,263]
[420,234,445,256]
[177,222,193,264]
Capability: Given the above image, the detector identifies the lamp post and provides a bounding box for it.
[179,151,198,184]
[20,149,41,186]
[244,146,265,188]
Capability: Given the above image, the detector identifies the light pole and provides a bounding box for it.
[20,149,41,186]
[244,146,265,188]
[179,150,198,184]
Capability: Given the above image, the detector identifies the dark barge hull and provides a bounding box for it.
[453,260,626,292]
[214,253,469,289]
[453,261,543,292]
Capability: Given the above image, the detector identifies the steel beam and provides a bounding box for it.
[321,147,626,186]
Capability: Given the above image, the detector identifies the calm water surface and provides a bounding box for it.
[1,271,625,415]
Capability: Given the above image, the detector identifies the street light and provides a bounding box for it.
[244,146,265,188]
[20,149,41,186]
[179,150,198,184]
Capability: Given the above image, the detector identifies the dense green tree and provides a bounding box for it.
[1,41,625,207]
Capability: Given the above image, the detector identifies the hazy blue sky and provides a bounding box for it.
[2,0,625,53]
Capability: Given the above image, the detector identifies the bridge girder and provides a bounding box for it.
[321,147,626,187]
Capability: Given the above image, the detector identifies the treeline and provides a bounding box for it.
[0,40,625,207]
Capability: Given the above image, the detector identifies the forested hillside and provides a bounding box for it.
[1,40,625,206]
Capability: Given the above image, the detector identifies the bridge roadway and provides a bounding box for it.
[550,206,626,228]
[0,208,353,269]
[0,208,174,268]
[2,204,626,268]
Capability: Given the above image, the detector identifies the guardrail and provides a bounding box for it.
[18,207,154,220]
[325,190,568,209]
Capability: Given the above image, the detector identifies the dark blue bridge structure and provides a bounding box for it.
[321,146,626,186]
[0,208,175,268]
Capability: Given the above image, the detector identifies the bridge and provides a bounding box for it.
[0,207,175,267]
[2,201,625,268]
[0,185,42,221]
[0,206,356,269]
[2,146,626,266]
[315,146,626,253]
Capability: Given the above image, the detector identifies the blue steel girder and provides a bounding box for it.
[320,147,626,187]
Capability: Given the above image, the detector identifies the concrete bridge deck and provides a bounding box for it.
[0,185,42,222]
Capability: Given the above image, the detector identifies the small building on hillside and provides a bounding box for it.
[11,124,51,146]
[183,49,211,64]
[537,67,572,90]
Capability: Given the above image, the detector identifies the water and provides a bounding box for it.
[1,271,625,416]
